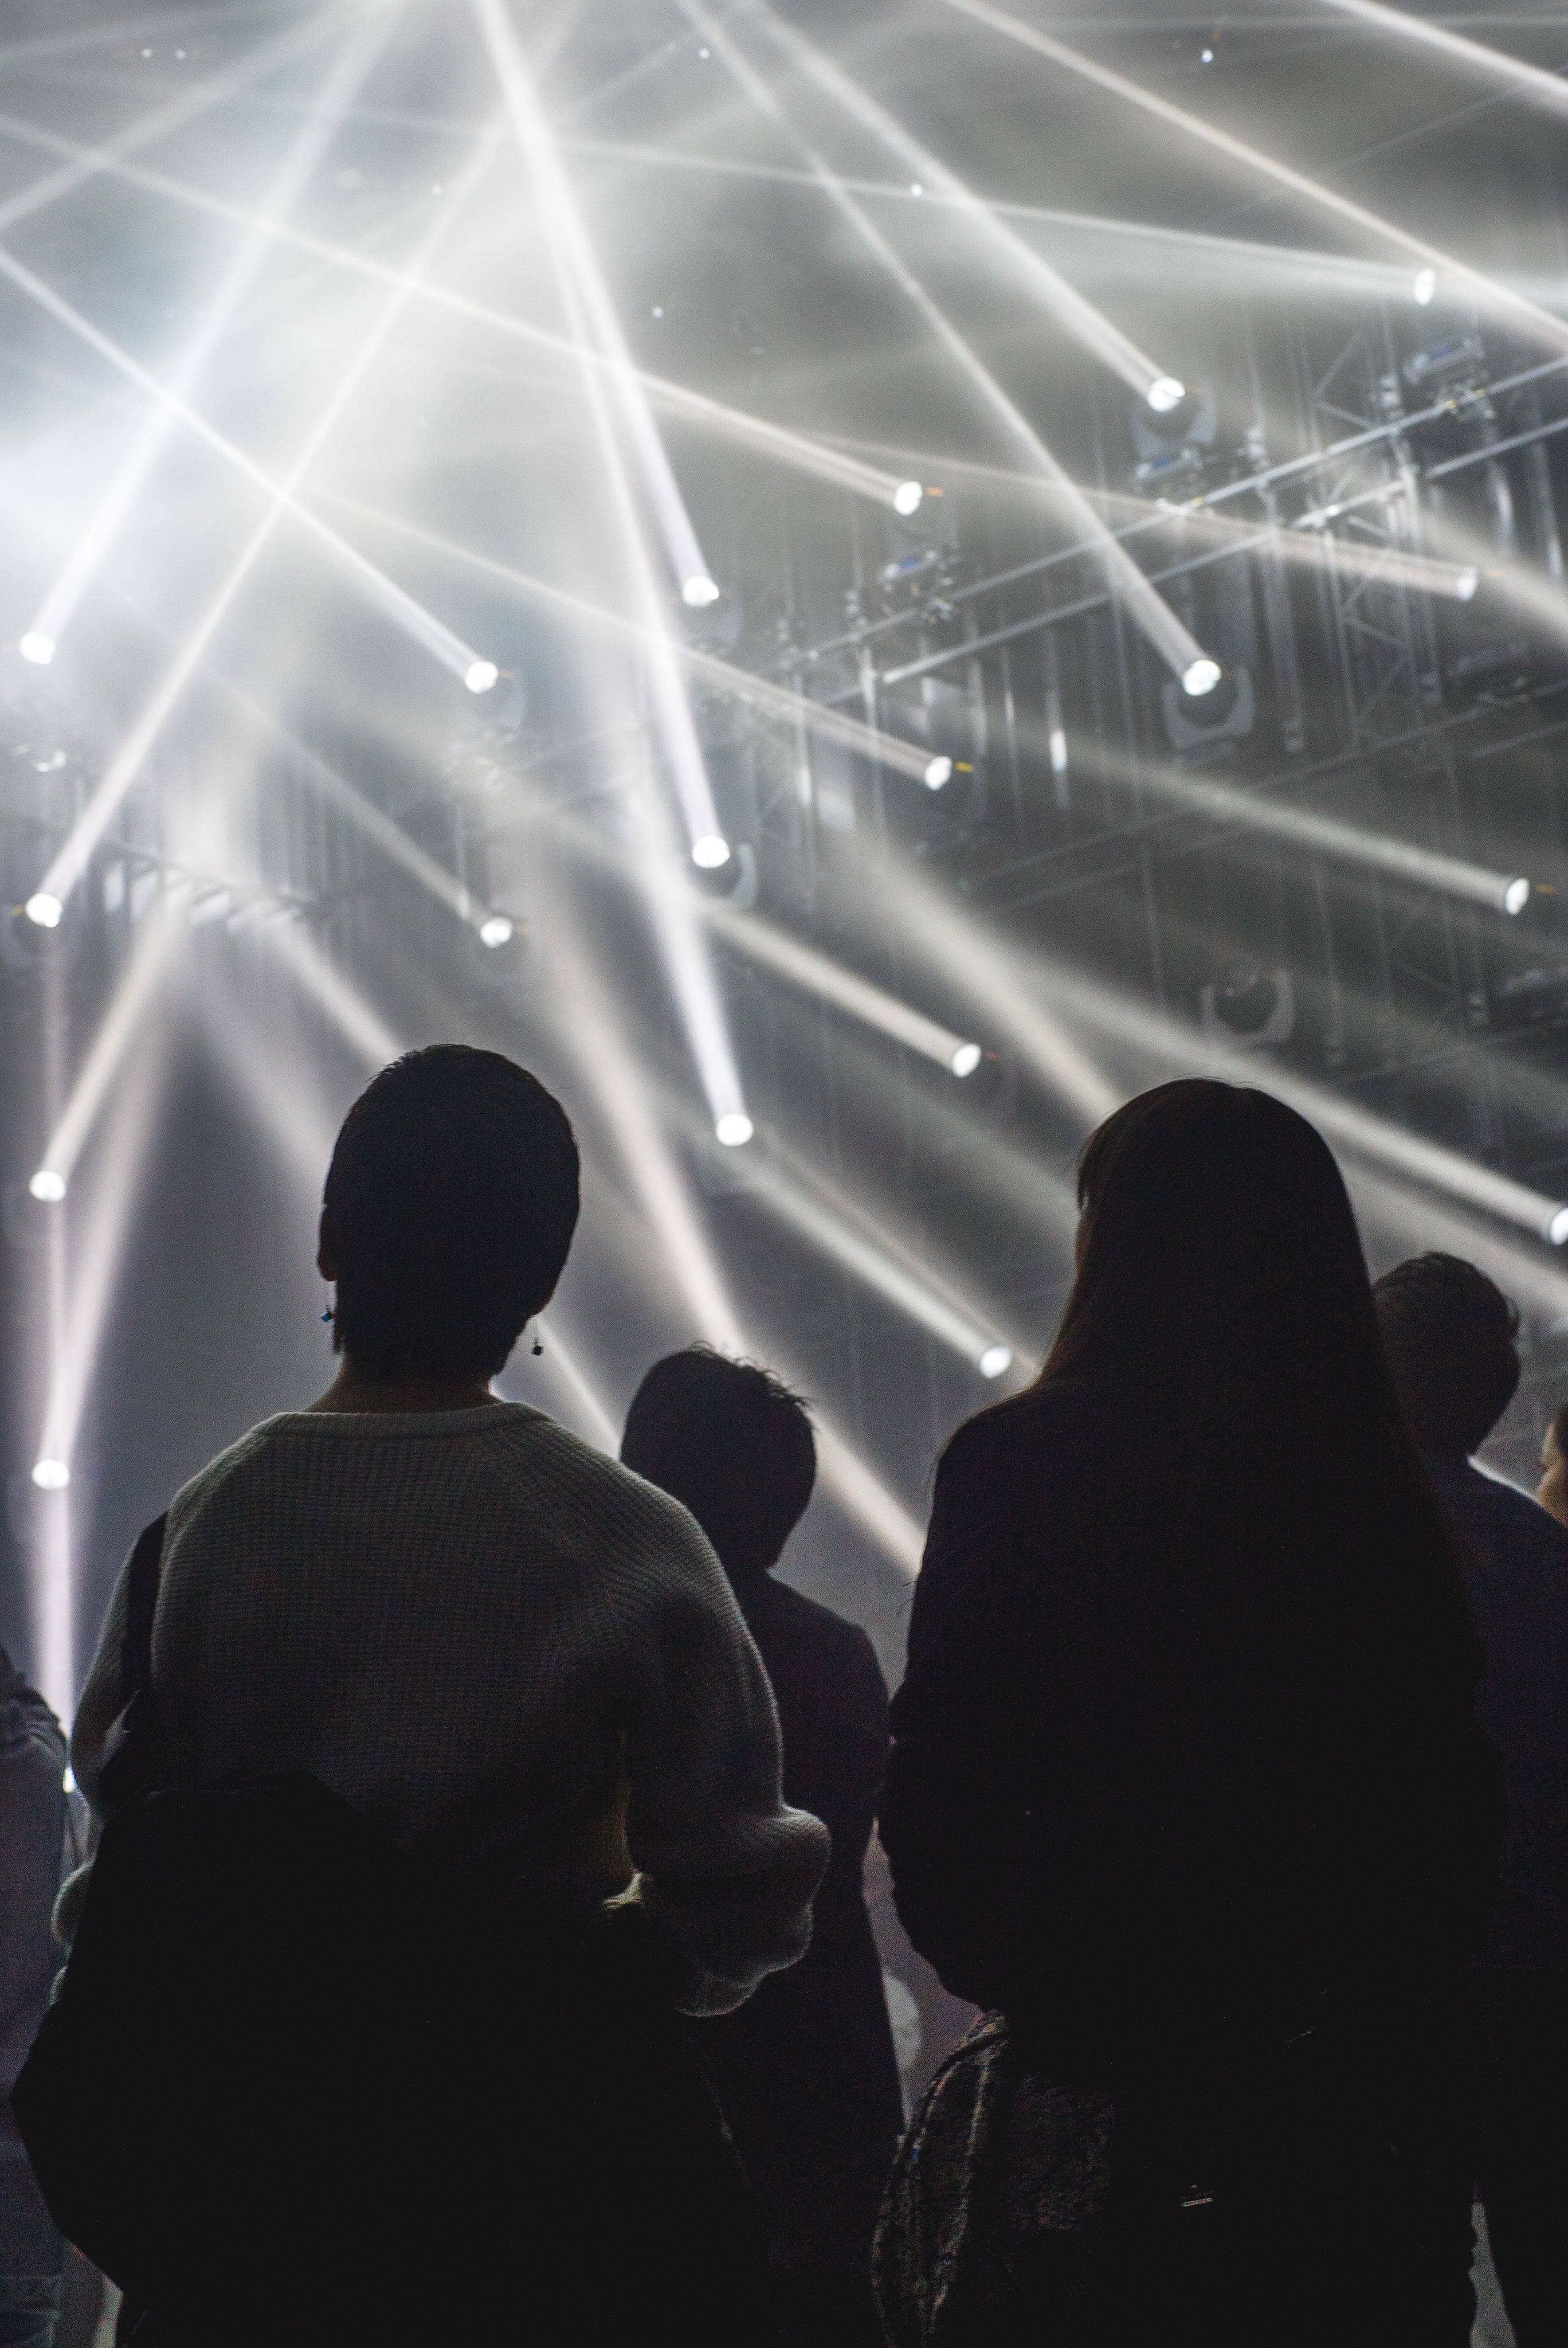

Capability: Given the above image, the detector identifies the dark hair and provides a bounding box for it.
[1030,1081,1466,1653]
[1373,1253,1521,1458]
[322,1046,579,1380]
[620,1347,816,1578]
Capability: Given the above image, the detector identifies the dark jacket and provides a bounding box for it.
[693,1574,904,2273]
[880,1385,1498,2079]
[1423,1456,1568,1971]
[0,1649,66,2308]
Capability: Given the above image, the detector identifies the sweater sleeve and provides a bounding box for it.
[621,1531,830,2019]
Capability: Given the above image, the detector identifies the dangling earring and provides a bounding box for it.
[320,1283,335,1325]
[531,1326,544,1357]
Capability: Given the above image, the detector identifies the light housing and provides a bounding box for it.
[464,659,499,694]
[950,1042,983,1078]
[924,755,954,791]
[28,1169,66,1203]
[691,834,732,870]
[1503,877,1531,918]
[1551,1206,1568,1248]
[715,1112,754,1148]
[23,893,62,929]
[978,1344,1013,1380]
[479,915,514,948]
[1181,657,1224,698]
[1146,375,1186,415]
[30,1458,69,1490]
[19,632,54,666]
[893,480,924,518]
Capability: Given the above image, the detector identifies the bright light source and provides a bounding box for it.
[692,833,732,870]
[1146,375,1186,414]
[1552,1206,1568,1248]
[681,574,721,608]
[464,659,500,694]
[1413,267,1438,307]
[1049,727,1069,776]
[24,893,62,929]
[62,1766,76,1794]
[479,915,514,948]
[19,631,54,666]
[1182,657,1223,697]
[1504,876,1531,917]
[893,480,924,517]
[1455,565,1480,602]
[715,1112,754,1148]
[30,1458,70,1491]
[924,755,954,791]
[978,1344,1014,1380]
[28,1169,66,1203]
[951,1042,983,1078]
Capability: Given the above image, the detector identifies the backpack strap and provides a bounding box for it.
[98,1513,169,1811]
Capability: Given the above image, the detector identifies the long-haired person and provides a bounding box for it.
[44,1047,828,2347]
[876,1080,1498,2348]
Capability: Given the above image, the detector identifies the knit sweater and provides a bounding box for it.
[69,1402,829,2017]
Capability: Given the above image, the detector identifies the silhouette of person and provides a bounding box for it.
[622,1348,904,2348]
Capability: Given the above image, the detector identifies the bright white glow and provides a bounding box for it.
[1182,657,1224,697]
[31,1458,70,1492]
[978,1344,1014,1379]
[691,833,732,869]
[924,754,955,789]
[1504,877,1532,917]
[1552,1208,1568,1249]
[1455,565,1480,602]
[951,1042,983,1077]
[62,1766,76,1794]
[893,479,925,516]
[681,573,721,608]
[464,659,500,693]
[479,914,514,947]
[715,1112,754,1147]
[700,899,982,1074]
[24,893,62,929]
[1413,267,1438,306]
[1049,726,1069,775]
[19,631,54,666]
[1146,374,1186,414]
[29,1170,66,1203]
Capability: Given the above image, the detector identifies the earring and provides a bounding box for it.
[531,1330,544,1356]
[320,1283,335,1325]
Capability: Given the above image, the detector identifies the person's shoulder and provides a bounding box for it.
[937,1381,1106,1494]
[163,1418,292,1542]
[1448,1461,1568,1568]
[493,1415,721,1578]
[754,1575,880,1662]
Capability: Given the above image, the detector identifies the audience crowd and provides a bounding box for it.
[1,1050,1565,2346]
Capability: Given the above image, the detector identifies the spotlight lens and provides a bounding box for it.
[691,833,732,870]
[1455,565,1480,602]
[479,915,514,948]
[23,892,62,929]
[1504,877,1531,917]
[19,631,54,666]
[1552,1207,1568,1249]
[28,1169,66,1203]
[924,755,954,791]
[951,1042,983,1078]
[1413,267,1438,306]
[715,1112,754,1148]
[978,1344,1013,1380]
[1182,657,1223,698]
[31,1458,69,1490]
[1146,375,1186,415]
[893,480,924,517]
[681,574,721,608]
[464,659,499,694]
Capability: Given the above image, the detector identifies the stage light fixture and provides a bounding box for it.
[924,754,954,789]
[1455,566,1481,602]
[951,1042,983,1077]
[715,1112,754,1147]
[1413,267,1438,306]
[30,1458,69,1491]
[1504,878,1532,917]
[28,1171,66,1203]
[464,659,500,693]
[1182,657,1223,697]
[24,893,62,929]
[19,632,54,666]
[681,574,721,608]
[1146,375,1187,414]
[893,480,925,516]
[692,833,732,869]
[978,1344,1014,1379]
[1553,1208,1568,1248]
[479,915,514,947]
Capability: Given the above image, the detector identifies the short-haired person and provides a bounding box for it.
[1536,1396,1568,1527]
[1375,1253,1568,2348]
[65,1047,828,2346]
[622,1351,904,2348]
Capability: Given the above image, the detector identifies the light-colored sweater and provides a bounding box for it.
[69,1402,829,2016]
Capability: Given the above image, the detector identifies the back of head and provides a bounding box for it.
[621,1347,816,1580]
[322,1046,579,1380]
[1373,1253,1521,1459]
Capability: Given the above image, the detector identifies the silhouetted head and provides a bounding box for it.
[1373,1253,1521,1461]
[319,1046,579,1381]
[620,1347,816,1581]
